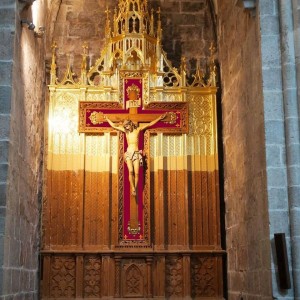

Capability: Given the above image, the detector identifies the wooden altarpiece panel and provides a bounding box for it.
[40,0,225,298]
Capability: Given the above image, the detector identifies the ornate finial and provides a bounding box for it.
[180,56,187,86]
[105,6,111,38]
[189,58,206,87]
[157,7,161,21]
[181,56,187,73]
[50,41,57,85]
[209,43,216,57]
[208,43,217,87]
[132,15,137,33]
[81,42,88,84]
[150,8,154,35]
[51,41,57,52]
[105,6,110,19]
[82,41,88,55]
[59,54,77,85]
[157,7,162,39]
[113,8,118,35]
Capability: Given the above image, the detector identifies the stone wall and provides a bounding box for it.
[0,0,45,297]
[217,0,273,298]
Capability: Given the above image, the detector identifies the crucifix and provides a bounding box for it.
[79,77,188,242]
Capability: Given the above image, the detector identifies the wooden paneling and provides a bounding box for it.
[41,253,224,299]
[189,170,221,249]
[84,171,111,249]
[42,165,223,298]
[45,170,84,250]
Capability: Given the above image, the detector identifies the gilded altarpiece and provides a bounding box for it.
[41,0,224,298]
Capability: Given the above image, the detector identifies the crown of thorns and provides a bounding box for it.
[123,119,137,129]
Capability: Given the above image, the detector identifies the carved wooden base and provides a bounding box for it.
[41,251,224,299]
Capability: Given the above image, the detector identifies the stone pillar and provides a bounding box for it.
[290,0,300,296]
[0,0,46,297]
[277,0,300,297]
[218,0,273,298]
[260,0,300,297]
[0,0,15,294]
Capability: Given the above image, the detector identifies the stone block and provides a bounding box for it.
[259,0,276,16]
[285,119,300,146]
[0,8,15,26]
[262,67,283,91]
[266,145,284,167]
[181,2,205,13]
[260,15,280,36]
[11,268,20,294]
[290,209,300,233]
[53,22,68,37]
[288,186,300,206]
[261,35,281,66]
[0,216,5,236]
[0,62,12,86]
[265,120,285,145]
[0,207,5,218]
[0,29,14,61]
[9,239,20,267]
[0,163,8,183]
[263,91,283,120]
[0,274,3,298]
[288,165,300,186]
[0,183,7,206]
[268,187,288,210]
[268,210,290,235]
[29,271,37,291]
[0,0,16,5]
[0,86,11,114]
[0,140,9,163]
[0,114,10,139]
[2,268,12,294]
[283,88,299,117]
[267,167,287,187]
[282,63,297,88]
[68,23,96,38]
[161,1,180,12]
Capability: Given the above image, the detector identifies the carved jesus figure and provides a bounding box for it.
[104,114,166,196]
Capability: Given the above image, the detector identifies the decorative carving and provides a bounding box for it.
[126,83,141,100]
[124,264,144,297]
[149,92,183,103]
[78,101,122,133]
[50,256,76,298]
[188,94,213,154]
[115,257,122,297]
[191,256,217,297]
[117,133,126,243]
[165,256,183,298]
[50,41,57,85]
[88,60,105,86]
[121,259,147,298]
[84,256,102,297]
[119,72,150,105]
[163,54,181,87]
[89,111,104,125]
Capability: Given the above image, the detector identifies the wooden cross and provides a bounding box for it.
[79,77,188,241]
